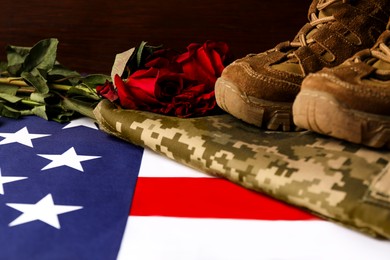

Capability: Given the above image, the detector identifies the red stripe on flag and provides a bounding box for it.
[130,177,317,220]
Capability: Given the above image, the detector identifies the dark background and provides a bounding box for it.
[1,0,310,74]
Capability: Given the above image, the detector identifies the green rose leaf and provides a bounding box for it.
[136,41,148,68]
[62,97,96,119]
[0,102,23,118]
[82,74,111,87]
[125,41,163,77]
[0,101,33,118]
[21,70,50,94]
[0,93,23,103]
[31,105,49,120]
[0,38,108,123]
[135,42,163,69]
[0,84,19,95]
[31,103,75,122]
[23,38,58,72]
[51,110,75,123]
[30,92,61,105]
[0,61,7,75]
[67,85,100,101]
[48,64,81,86]
[6,45,31,76]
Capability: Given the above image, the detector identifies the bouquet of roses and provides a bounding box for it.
[0,38,231,122]
[99,40,230,117]
[0,38,109,122]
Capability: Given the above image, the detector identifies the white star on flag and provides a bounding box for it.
[0,168,27,195]
[62,118,98,130]
[38,147,101,172]
[6,193,83,229]
[0,127,50,147]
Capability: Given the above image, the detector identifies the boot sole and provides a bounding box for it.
[215,77,295,131]
[293,89,390,149]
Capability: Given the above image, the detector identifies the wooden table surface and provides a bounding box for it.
[1,0,310,74]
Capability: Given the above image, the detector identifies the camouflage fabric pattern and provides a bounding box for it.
[94,99,390,239]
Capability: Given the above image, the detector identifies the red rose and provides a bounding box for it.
[176,41,229,87]
[173,83,217,117]
[154,70,184,102]
[115,72,160,110]
[100,41,230,118]
[145,49,181,72]
[96,80,118,102]
[115,68,185,111]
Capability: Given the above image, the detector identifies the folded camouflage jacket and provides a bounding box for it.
[94,99,390,239]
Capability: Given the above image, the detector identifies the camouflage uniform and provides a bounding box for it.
[94,99,390,239]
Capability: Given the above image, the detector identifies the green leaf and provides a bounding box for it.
[6,45,31,76]
[21,70,50,94]
[0,93,23,103]
[23,38,58,72]
[125,41,164,77]
[30,92,50,103]
[136,41,148,68]
[26,102,75,122]
[0,61,7,75]
[0,84,19,95]
[0,102,22,118]
[144,43,164,54]
[82,74,111,87]
[51,110,75,123]
[30,92,61,106]
[67,86,100,101]
[6,45,31,57]
[48,64,81,86]
[1,38,99,122]
[31,105,48,120]
[62,97,96,119]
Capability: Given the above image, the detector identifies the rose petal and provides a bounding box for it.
[175,41,228,87]
[96,80,118,102]
[115,74,161,109]
[155,70,184,101]
[113,41,230,118]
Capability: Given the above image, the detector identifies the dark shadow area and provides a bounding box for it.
[0,0,310,73]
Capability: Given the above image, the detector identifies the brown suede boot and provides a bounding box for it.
[215,0,390,131]
[293,27,390,148]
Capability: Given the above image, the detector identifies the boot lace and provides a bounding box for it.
[276,0,351,58]
[353,37,390,77]
[371,43,390,64]
[268,0,354,75]
[289,0,343,49]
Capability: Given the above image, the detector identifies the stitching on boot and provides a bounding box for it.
[312,73,389,99]
[238,62,301,87]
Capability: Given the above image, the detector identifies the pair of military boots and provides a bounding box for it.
[215,0,390,148]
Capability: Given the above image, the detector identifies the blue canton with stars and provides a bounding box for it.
[0,116,144,259]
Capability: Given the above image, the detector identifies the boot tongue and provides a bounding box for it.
[364,37,390,81]
[365,59,390,82]
[372,54,390,72]
[372,59,390,70]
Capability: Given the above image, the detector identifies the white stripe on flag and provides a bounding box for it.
[118,216,390,260]
[119,149,390,259]
[138,149,214,178]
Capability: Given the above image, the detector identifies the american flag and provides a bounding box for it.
[0,116,389,259]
